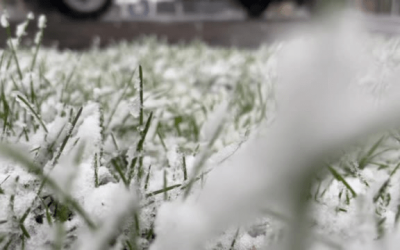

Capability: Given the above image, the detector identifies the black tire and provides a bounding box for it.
[237,0,271,18]
[296,0,317,13]
[50,0,113,19]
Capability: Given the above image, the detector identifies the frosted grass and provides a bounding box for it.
[2,11,400,250]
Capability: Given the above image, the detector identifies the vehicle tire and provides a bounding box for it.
[236,0,271,18]
[50,0,113,19]
[296,0,317,13]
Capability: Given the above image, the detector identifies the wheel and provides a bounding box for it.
[50,0,113,19]
[236,0,271,18]
[296,0,317,13]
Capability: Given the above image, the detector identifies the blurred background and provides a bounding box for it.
[1,0,400,49]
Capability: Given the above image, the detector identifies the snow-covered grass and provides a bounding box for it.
[2,11,400,250]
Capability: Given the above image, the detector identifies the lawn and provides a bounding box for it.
[1,12,400,250]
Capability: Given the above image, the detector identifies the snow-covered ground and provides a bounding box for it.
[2,11,400,250]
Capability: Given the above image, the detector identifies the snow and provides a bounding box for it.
[5,10,400,250]
[1,12,9,28]
[38,15,46,29]
[77,182,138,250]
[150,13,400,250]
[27,12,34,20]
[151,200,211,250]
[75,103,102,158]
[16,21,28,38]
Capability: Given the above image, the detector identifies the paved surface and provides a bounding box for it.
[1,7,400,50]
[0,1,313,50]
[0,17,313,50]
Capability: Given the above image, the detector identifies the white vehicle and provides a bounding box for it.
[28,0,314,19]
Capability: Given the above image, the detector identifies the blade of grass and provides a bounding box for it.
[39,197,53,226]
[110,132,119,151]
[144,165,151,191]
[111,158,129,188]
[94,153,99,188]
[30,29,44,71]
[16,94,48,133]
[373,179,390,203]
[390,162,400,177]
[5,26,23,80]
[327,165,357,198]
[60,57,81,103]
[19,208,31,224]
[52,107,82,166]
[104,69,136,131]
[156,126,167,151]
[163,168,168,201]
[1,84,10,139]
[10,75,25,95]
[182,155,187,181]
[19,224,30,239]
[3,238,13,250]
[229,228,240,250]
[139,65,144,127]
[183,117,224,199]
[358,136,385,169]
[145,169,212,198]
[0,50,6,69]
[128,112,153,183]
[29,74,36,105]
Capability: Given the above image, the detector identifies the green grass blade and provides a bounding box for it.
[128,112,153,183]
[104,69,136,131]
[30,30,43,71]
[229,228,240,250]
[16,94,48,133]
[358,136,385,169]
[139,65,144,127]
[39,197,53,226]
[144,165,151,191]
[327,165,357,198]
[5,26,23,80]
[0,50,6,69]
[60,58,80,103]
[19,208,31,223]
[1,85,10,138]
[19,224,30,239]
[183,118,224,199]
[94,153,99,188]
[110,132,119,151]
[52,107,83,166]
[112,158,129,187]
[390,162,400,178]
[182,155,187,181]
[145,184,182,198]
[373,179,390,203]
[156,127,167,151]
[29,75,36,105]
[163,168,168,201]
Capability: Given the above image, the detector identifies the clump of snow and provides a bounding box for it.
[38,15,46,29]
[77,182,138,250]
[0,11,9,28]
[75,103,102,158]
[152,200,211,250]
